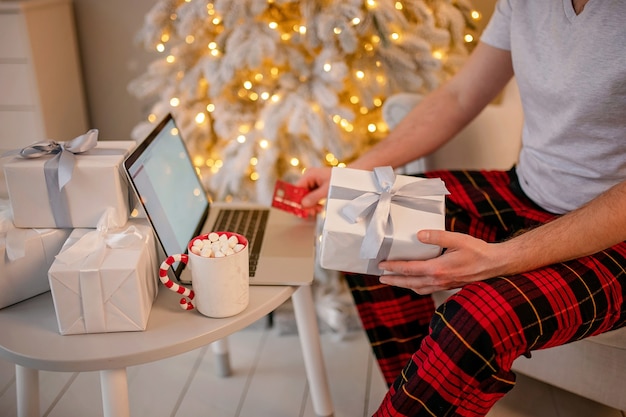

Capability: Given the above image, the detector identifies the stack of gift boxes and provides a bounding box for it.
[0,131,159,335]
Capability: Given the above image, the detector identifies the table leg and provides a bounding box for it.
[15,365,39,417]
[292,285,334,417]
[100,368,130,417]
[211,338,232,377]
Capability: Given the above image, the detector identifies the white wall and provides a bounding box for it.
[71,0,156,140]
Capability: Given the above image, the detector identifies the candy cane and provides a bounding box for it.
[159,254,195,310]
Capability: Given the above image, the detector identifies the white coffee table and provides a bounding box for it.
[0,284,334,417]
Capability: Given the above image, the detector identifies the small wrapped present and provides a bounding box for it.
[48,212,158,335]
[0,200,71,309]
[3,130,135,228]
[319,166,449,275]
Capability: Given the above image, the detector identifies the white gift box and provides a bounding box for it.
[0,200,71,309]
[48,220,159,335]
[319,167,449,275]
[3,132,135,228]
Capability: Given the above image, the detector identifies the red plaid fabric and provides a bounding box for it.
[345,169,626,417]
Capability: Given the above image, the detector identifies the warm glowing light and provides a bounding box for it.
[269,21,278,29]
[250,157,258,166]
[373,97,383,107]
[349,96,359,104]
[185,35,194,44]
[170,97,180,107]
[395,1,403,10]
[259,140,269,149]
[433,50,444,60]
[148,113,157,123]
[270,94,281,103]
[206,103,215,112]
[166,55,175,63]
[333,27,342,35]
[156,43,165,53]
[249,92,259,101]
[352,17,361,25]
[208,42,217,50]
[254,73,264,82]
[464,34,474,43]
[193,155,205,166]
[161,33,170,43]
[298,25,307,34]
[212,17,220,25]
[250,172,260,181]
[243,81,253,89]
[323,63,332,72]
[368,123,377,133]
[290,158,300,167]
[471,10,482,20]
[390,32,400,41]
[359,107,368,115]
[237,135,246,144]
[195,113,206,124]
[260,92,270,100]
[355,70,365,79]
[366,0,377,9]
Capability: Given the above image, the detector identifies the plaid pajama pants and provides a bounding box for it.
[345,169,626,417]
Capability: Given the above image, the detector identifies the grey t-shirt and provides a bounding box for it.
[481,0,626,214]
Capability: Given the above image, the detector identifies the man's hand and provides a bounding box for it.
[379,230,503,295]
[294,166,332,212]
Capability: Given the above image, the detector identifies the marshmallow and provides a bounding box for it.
[193,232,246,258]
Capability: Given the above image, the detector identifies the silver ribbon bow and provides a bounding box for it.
[16,129,98,227]
[333,166,449,260]
[19,129,99,190]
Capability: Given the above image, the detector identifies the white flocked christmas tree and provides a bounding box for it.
[129,0,480,205]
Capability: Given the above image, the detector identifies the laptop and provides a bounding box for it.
[123,113,315,286]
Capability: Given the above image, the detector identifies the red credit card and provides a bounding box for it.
[272,180,309,218]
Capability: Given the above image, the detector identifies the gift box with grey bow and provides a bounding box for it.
[319,166,449,276]
[3,130,135,228]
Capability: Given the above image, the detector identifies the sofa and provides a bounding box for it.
[383,80,626,411]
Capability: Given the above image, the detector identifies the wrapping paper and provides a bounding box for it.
[48,216,158,335]
[319,167,449,275]
[0,200,71,308]
[3,131,135,228]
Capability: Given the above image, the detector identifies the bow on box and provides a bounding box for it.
[8,130,99,228]
[329,166,450,261]
[19,129,99,190]
[51,209,157,334]
[54,208,144,268]
[1,199,45,261]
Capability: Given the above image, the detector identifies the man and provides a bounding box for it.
[297,1,626,416]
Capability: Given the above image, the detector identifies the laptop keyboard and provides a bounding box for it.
[210,208,269,277]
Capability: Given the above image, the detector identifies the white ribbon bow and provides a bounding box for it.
[55,208,144,267]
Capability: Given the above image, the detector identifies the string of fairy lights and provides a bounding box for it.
[133,0,482,202]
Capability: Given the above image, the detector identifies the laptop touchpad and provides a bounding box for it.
[261,222,315,258]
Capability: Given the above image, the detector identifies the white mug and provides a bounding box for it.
[159,232,249,318]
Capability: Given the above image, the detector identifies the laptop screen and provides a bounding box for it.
[124,114,209,269]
